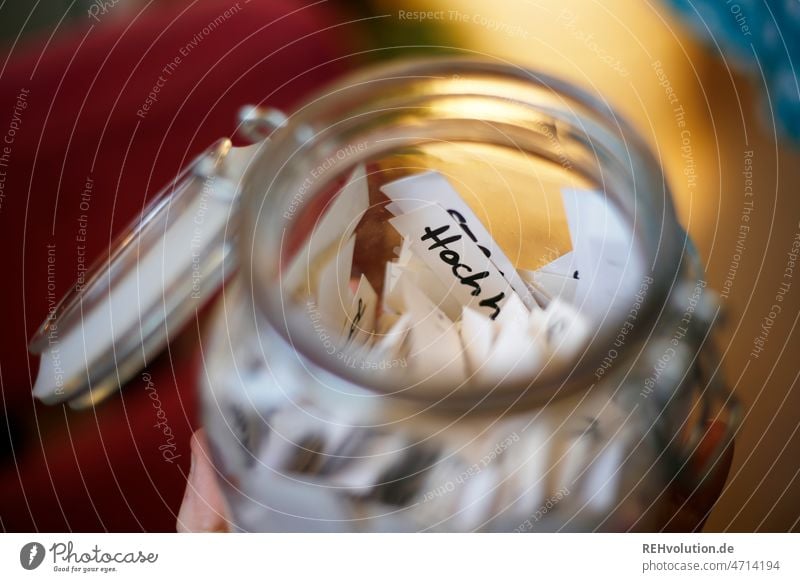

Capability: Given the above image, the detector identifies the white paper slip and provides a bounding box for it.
[315,235,356,330]
[483,319,545,383]
[389,203,516,321]
[283,164,368,294]
[493,292,529,327]
[461,296,547,382]
[381,171,537,310]
[375,311,401,335]
[339,333,378,369]
[519,251,580,306]
[539,250,580,279]
[369,308,418,364]
[383,261,404,306]
[340,274,378,347]
[395,236,414,266]
[480,294,545,382]
[384,255,463,321]
[518,269,578,305]
[586,238,638,317]
[398,279,467,383]
[383,238,414,303]
[459,307,497,377]
[561,188,644,318]
[539,297,591,363]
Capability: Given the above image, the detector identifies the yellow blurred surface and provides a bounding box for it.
[381,0,800,531]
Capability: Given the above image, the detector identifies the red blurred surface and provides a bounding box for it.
[0,0,356,531]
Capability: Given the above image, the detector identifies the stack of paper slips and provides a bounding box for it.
[282,165,644,385]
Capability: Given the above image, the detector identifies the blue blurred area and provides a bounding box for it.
[667,0,800,141]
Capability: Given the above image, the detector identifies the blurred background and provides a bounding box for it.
[0,0,798,531]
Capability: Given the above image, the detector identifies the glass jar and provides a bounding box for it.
[31,57,738,532]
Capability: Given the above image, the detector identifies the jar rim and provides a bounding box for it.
[239,56,684,409]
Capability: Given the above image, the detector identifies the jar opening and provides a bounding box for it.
[241,58,682,407]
